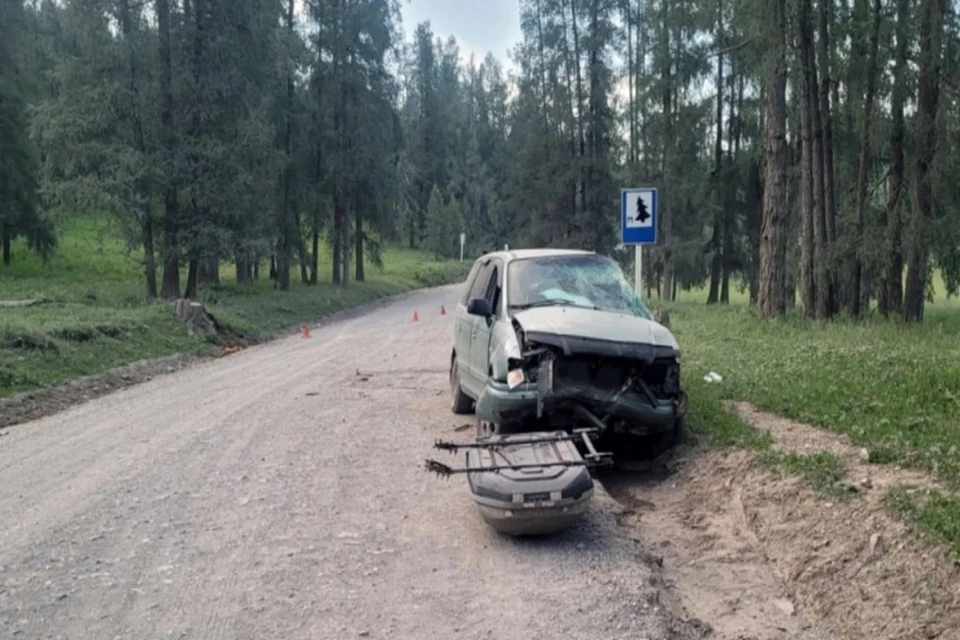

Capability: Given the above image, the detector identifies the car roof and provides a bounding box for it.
[479,248,596,263]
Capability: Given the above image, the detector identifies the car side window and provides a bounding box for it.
[460,260,483,306]
[486,264,502,316]
[468,262,493,301]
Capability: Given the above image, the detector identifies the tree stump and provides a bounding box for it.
[173,299,219,337]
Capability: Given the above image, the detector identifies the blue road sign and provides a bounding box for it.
[621,188,658,245]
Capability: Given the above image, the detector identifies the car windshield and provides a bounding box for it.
[508,254,653,319]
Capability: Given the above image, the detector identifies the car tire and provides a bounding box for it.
[647,417,686,458]
[450,357,474,415]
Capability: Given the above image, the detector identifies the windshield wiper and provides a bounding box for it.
[511,299,598,311]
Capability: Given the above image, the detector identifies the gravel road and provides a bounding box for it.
[0,285,690,640]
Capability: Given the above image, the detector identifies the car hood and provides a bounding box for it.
[512,306,679,352]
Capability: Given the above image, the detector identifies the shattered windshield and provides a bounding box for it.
[508,254,653,319]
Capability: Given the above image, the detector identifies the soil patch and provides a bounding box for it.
[607,404,960,640]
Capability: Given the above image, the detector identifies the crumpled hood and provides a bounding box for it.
[512,306,679,351]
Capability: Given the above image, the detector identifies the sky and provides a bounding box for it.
[398,0,522,71]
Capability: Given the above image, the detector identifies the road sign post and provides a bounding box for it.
[460,233,465,262]
[620,188,658,299]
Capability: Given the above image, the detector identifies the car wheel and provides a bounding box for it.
[647,417,686,458]
[450,357,474,415]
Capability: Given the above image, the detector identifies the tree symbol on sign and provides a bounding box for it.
[634,195,650,224]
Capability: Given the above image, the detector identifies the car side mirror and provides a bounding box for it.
[467,297,493,318]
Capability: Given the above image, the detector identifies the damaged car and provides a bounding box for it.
[450,248,687,457]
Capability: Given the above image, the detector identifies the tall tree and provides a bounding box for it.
[798,0,816,316]
[0,0,50,268]
[851,0,882,317]
[156,0,180,299]
[817,0,837,309]
[903,0,947,322]
[757,0,788,318]
[879,0,911,316]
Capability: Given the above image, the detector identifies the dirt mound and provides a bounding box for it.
[610,404,960,640]
[0,354,202,429]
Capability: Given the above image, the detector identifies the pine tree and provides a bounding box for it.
[0,0,53,267]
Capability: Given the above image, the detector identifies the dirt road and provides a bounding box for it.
[0,286,701,640]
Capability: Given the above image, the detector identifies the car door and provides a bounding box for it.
[467,259,503,392]
[454,259,484,372]
[459,260,495,394]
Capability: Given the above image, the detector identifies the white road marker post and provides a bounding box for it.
[460,233,465,262]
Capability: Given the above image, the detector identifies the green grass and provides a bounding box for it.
[762,450,852,497]
[887,487,960,561]
[0,216,470,397]
[662,281,960,556]
[683,374,773,450]
[668,302,960,487]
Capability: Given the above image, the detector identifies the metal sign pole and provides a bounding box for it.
[635,245,642,299]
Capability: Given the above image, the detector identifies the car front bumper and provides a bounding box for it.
[474,378,686,436]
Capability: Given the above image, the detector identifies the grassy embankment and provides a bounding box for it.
[0,216,469,397]
[665,281,960,557]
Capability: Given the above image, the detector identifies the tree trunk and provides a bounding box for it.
[311,212,320,285]
[851,0,882,317]
[818,0,837,311]
[658,0,675,301]
[720,215,733,304]
[626,0,636,165]
[294,209,309,285]
[276,0,295,292]
[355,192,365,282]
[636,0,647,176]
[535,0,550,131]
[332,187,342,284]
[341,206,350,289]
[198,258,219,285]
[236,256,252,283]
[118,0,156,300]
[299,249,309,285]
[798,0,816,317]
[157,0,180,300]
[184,258,199,300]
[748,157,763,306]
[586,0,603,250]
[903,0,945,322]
[568,0,587,219]
[757,0,788,319]
[1,227,10,266]
[142,214,157,299]
[707,0,724,306]
[880,0,910,317]
[808,34,829,320]
[331,209,341,285]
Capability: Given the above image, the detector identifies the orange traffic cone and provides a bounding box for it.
[412,310,420,322]
[302,324,311,338]
[440,305,446,316]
